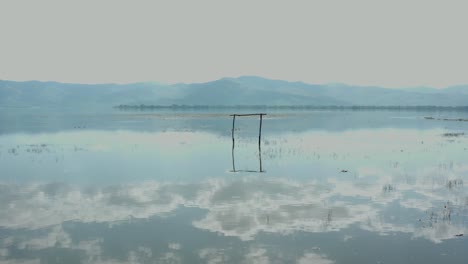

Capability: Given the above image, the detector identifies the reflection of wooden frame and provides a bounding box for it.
[229,113,266,173]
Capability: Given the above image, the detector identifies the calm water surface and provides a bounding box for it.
[1,109,468,263]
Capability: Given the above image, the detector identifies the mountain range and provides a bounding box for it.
[1,76,468,109]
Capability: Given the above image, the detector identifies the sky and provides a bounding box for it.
[0,0,467,88]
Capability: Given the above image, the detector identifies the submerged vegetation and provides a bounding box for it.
[442,132,465,137]
[426,116,468,122]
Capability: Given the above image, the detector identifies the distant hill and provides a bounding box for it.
[1,76,468,109]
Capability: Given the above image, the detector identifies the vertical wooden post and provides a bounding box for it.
[232,145,236,172]
[259,144,263,172]
[231,115,236,172]
[258,114,262,148]
[258,114,263,172]
[232,115,236,149]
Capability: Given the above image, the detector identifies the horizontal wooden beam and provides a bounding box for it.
[229,170,266,173]
[229,113,267,116]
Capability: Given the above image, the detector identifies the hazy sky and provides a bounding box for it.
[1,0,467,88]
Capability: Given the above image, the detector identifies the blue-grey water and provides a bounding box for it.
[1,109,468,264]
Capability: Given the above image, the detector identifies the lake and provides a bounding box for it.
[1,109,468,263]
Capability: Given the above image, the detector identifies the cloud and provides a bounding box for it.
[0,260,40,264]
[168,243,182,251]
[199,248,230,264]
[242,247,270,264]
[1,162,467,248]
[297,252,334,264]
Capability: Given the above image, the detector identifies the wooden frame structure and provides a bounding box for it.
[229,113,266,173]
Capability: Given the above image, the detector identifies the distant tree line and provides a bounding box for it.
[114,104,468,111]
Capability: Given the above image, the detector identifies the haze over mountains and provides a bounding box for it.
[1,76,468,109]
